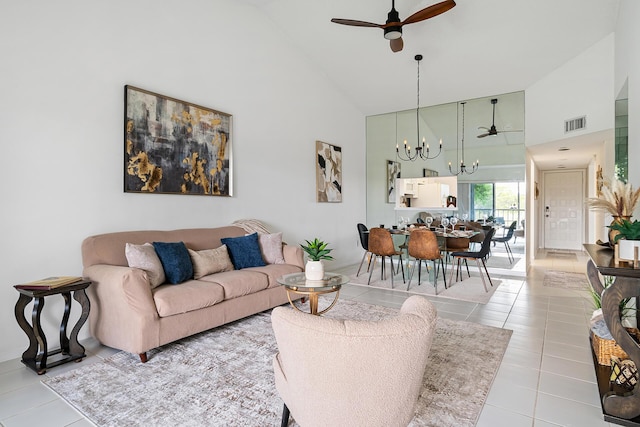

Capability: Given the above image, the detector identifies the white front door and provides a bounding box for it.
[543,170,584,250]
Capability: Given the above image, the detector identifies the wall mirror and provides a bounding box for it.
[366,91,525,228]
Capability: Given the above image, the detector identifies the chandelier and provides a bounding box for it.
[449,101,478,175]
[396,54,442,161]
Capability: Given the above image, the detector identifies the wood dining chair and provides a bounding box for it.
[407,229,446,293]
[367,227,405,288]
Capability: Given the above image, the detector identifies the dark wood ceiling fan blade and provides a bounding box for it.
[331,18,382,28]
[402,0,456,25]
[477,133,490,138]
[390,37,404,52]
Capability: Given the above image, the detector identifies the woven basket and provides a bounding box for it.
[591,328,640,366]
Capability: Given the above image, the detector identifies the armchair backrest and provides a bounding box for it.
[271,296,438,427]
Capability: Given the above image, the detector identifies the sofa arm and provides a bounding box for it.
[83,264,160,354]
[283,244,304,270]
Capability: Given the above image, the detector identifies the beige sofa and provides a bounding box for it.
[81,226,304,362]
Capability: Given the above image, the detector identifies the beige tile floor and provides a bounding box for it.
[0,242,619,427]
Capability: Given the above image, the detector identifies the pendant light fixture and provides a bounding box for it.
[396,54,442,161]
[449,101,478,175]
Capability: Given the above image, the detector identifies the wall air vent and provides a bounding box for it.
[564,116,586,133]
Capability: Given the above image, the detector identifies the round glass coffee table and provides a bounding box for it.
[277,272,349,315]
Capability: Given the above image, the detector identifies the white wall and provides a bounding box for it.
[0,0,365,362]
[526,33,615,146]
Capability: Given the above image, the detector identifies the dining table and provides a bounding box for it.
[389,227,481,270]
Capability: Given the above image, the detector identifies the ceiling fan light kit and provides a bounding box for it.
[477,98,523,138]
[331,0,456,52]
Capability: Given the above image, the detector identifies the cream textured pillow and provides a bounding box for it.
[259,232,285,264]
[125,242,165,288]
[188,245,234,279]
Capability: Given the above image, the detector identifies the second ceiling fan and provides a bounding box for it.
[331,0,456,53]
[477,98,523,138]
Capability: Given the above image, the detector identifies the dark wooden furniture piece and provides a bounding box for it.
[584,244,640,426]
[14,280,91,374]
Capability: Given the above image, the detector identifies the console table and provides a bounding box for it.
[14,280,91,374]
[584,244,640,425]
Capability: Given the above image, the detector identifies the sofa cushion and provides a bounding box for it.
[245,264,304,288]
[152,242,193,284]
[125,243,166,288]
[221,233,265,269]
[153,280,225,317]
[188,245,234,279]
[197,270,270,300]
[258,232,285,264]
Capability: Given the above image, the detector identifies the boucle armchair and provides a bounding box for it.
[271,295,438,427]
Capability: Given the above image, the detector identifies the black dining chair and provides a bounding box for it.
[492,221,517,263]
[448,228,496,292]
[356,223,372,276]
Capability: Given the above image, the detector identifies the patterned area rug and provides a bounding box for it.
[543,270,589,290]
[349,269,502,304]
[43,300,511,427]
[545,251,579,260]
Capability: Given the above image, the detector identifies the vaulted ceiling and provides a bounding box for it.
[244,0,619,115]
[240,0,620,169]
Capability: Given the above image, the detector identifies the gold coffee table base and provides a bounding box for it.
[278,272,349,316]
[285,286,341,315]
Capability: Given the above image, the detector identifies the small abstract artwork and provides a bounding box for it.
[316,141,342,202]
[124,85,232,196]
[387,160,401,203]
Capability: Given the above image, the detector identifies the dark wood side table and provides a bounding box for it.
[14,280,91,375]
[584,244,640,426]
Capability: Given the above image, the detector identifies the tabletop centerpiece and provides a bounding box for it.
[300,238,333,280]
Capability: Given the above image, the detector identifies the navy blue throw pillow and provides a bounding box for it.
[152,241,193,284]
[221,233,266,270]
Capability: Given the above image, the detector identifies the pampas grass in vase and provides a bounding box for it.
[587,176,640,243]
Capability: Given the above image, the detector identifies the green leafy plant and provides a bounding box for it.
[300,238,334,262]
[608,219,640,243]
[589,275,635,319]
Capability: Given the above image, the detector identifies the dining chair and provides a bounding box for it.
[492,220,517,263]
[271,295,437,427]
[448,227,496,292]
[356,223,372,276]
[407,229,446,293]
[367,227,405,288]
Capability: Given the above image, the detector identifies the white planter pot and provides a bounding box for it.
[618,239,640,261]
[305,260,324,281]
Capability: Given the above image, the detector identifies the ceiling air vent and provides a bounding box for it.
[565,116,586,133]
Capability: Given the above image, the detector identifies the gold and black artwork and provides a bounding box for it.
[124,85,232,196]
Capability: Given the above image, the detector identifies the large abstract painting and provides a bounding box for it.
[387,160,401,203]
[124,86,232,196]
[316,141,342,202]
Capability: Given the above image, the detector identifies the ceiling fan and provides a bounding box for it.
[330,0,456,53]
[477,98,523,138]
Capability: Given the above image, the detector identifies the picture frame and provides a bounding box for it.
[387,160,401,203]
[423,168,439,177]
[124,85,232,196]
[316,141,342,202]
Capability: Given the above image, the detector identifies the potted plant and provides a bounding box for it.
[300,238,333,280]
[608,218,640,261]
[586,176,640,244]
